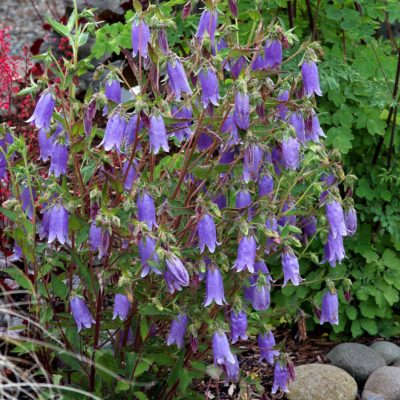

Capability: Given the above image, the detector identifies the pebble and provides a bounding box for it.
[362,366,400,400]
[370,341,400,365]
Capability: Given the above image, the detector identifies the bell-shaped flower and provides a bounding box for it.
[165,255,190,293]
[258,331,279,364]
[149,115,169,155]
[235,189,252,209]
[198,214,218,253]
[20,186,36,220]
[301,61,322,97]
[167,313,188,349]
[199,68,219,107]
[232,235,257,273]
[213,193,227,210]
[251,281,271,311]
[243,144,263,182]
[234,91,250,130]
[271,363,291,394]
[345,208,357,236]
[105,79,122,104]
[0,133,12,179]
[301,216,317,238]
[323,231,346,267]
[265,217,279,254]
[230,310,248,343]
[305,110,325,142]
[70,296,95,332]
[282,248,302,286]
[276,90,289,120]
[48,204,69,244]
[100,113,126,152]
[139,236,161,277]
[326,200,347,239]
[222,354,239,382]
[38,129,54,161]
[89,222,110,259]
[27,90,55,131]
[158,29,169,54]
[167,59,192,100]
[212,331,236,366]
[49,140,68,177]
[123,114,144,149]
[258,173,274,197]
[123,159,138,192]
[230,56,247,79]
[320,291,339,325]
[131,19,151,58]
[282,137,300,170]
[84,100,96,136]
[137,192,157,229]
[113,294,131,321]
[196,9,218,45]
[197,132,213,151]
[171,106,192,142]
[204,266,226,306]
[289,112,306,143]
[39,208,51,240]
[265,39,282,69]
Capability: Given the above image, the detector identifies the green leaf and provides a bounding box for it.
[133,392,149,400]
[351,320,363,337]
[326,127,354,153]
[52,274,69,299]
[382,249,399,270]
[360,318,378,335]
[5,268,34,292]
[47,17,70,37]
[346,306,357,320]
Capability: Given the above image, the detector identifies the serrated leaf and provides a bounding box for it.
[47,17,70,37]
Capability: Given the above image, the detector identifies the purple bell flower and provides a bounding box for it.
[49,141,68,177]
[221,113,240,145]
[137,192,157,229]
[234,92,250,130]
[196,9,218,45]
[289,112,306,143]
[232,235,257,273]
[251,54,266,71]
[212,331,236,366]
[276,90,289,120]
[48,204,69,244]
[265,217,279,254]
[38,129,54,161]
[230,56,247,79]
[265,39,283,69]
[149,115,169,155]
[0,133,12,179]
[204,266,226,306]
[323,231,346,267]
[305,111,325,142]
[282,249,302,286]
[27,90,55,131]
[258,331,279,364]
[171,106,192,142]
[243,144,263,182]
[282,137,300,170]
[197,132,213,151]
[39,208,51,240]
[235,189,252,209]
[258,173,274,197]
[113,294,131,321]
[100,113,126,152]
[20,186,36,220]
[230,310,248,343]
[105,79,121,104]
[271,363,291,394]
[131,19,151,58]
[345,208,357,236]
[326,200,347,239]
[158,29,169,54]
[167,59,192,100]
[167,313,188,349]
[123,159,138,191]
[301,216,317,238]
[84,99,96,137]
[222,355,239,382]
[139,236,161,277]
[89,222,110,259]
[320,291,339,325]
[70,296,95,332]
[213,193,227,210]
[199,69,219,107]
[250,282,271,311]
[198,214,218,253]
[301,61,322,97]
[124,114,144,148]
[165,255,190,293]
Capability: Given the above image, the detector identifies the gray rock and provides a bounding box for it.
[370,342,400,365]
[287,363,358,400]
[362,366,400,400]
[327,343,386,385]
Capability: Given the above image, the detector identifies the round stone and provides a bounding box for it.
[362,366,400,400]
[287,363,358,400]
[369,341,400,365]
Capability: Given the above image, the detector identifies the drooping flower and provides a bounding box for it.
[258,331,280,364]
[197,132,213,151]
[89,222,110,259]
[271,363,291,394]
[282,249,302,286]
[124,114,144,148]
[70,296,95,332]
[230,56,247,79]
[39,208,51,240]
[105,79,122,104]
[250,281,271,311]
[251,54,266,71]
[100,113,126,152]
[48,204,69,245]
[323,231,346,267]
[213,193,227,210]
[301,216,317,238]
[212,331,236,366]
[289,112,306,143]
[158,29,169,54]
[165,255,190,293]
[139,236,161,277]
[305,111,325,142]
[113,294,131,321]
[234,91,250,130]
[230,310,248,343]
[27,90,55,131]
[0,133,13,179]
[199,69,219,107]
[20,186,36,220]
[198,214,218,253]
[204,266,226,306]
[222,354,240,381]
[276,90,289,120]
[265,39,282,69]
[281,137,300,170]
[243,144,263,182]
[167,59,192,100]
[196,9,218,45]
[84,100,96,136]
[137,192,157,229]
[221,113,240,145]
[265,217,279,254]
[123,159,138,191]
[149,115,169,155]
[235,189,252,209]
[38,129,54,161]
[49,140,68,177]
[167,313,188,349]
[131,19,151,58]
[326,200,347,239]
[344,208,357,237]
[320,291,339,325]
[171,106,192,142]
[232,235,257,273]
[301,61,322,97]
[258,173,274,197]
